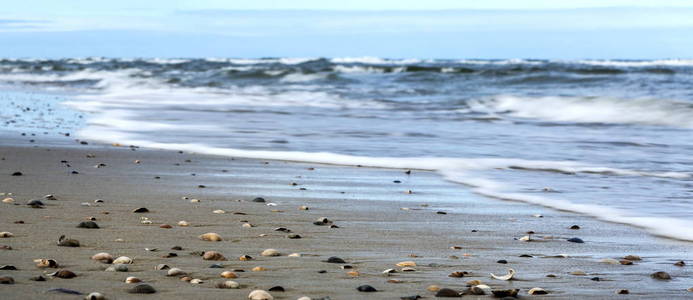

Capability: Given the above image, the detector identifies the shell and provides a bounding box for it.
[216,280,240,289]
[0,232,14,238]
[2,198,14,203]
[178,221,190,226]
[261,249,280,256]
[203,251,227,261]
[125,276,141,283]
[167,268,186,276]
[190,278,203,284]
[84,292,105,300]
[426,285,440,292]
[213,209,226,214]
[490,269,515,281]
[128,284,156,294]
[105,264,128,272]
[199,233,222,241]
[252,266,267,272]
[396,261,416,267]
[239,254,253,261]
[91,253,114,264]
[471,284,492,295]
[288,253,301,257]
[570,270,587,276]
[297,297,312,300]
[220,271,238,278]
[51,270,77,279]
[248,289,274,300]
[600,258,620,264]
[112,256,133,264]
[528,287,549,295]
[35,258,59,268]
[242,223,254,228]
[383,268,397,274]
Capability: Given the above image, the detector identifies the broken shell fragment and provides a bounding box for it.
[528,287,549,295]
[248,289,274,300]
[35,258,59,268]
[490,268,516,281]
[261,249,280,256]
[199,233,222,241]
[396,261,416,267]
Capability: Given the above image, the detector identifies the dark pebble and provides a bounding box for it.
[252,197,266,203]
[51,270,77,279]
[132,207,149,213]
[268,286,285,292]
[71,171,79,174]
[674,261,685,267]
[30,275,46,281]
[567,237,584,243]
[448,271,467,278]
[27,199,45,208]
[128,283,157,294]
[492,289,519,298]
[0,265,17,270]
[197,185,206,188]
[617,289,629,294]
[318,270,327,273]
[651,271,671,280]
[497,259,508,264]
[11,172,22,176]
[591,277,600,281]
[0,276,14,284]
[434,288,460,297]
[163,253,178,258]
[569,225,580,229]
[401,296,422,300]
[171,246,183,250]
[209,264,224,268]
[357,285,377,292]
[519,254,533,258]
[436,211,447,215]
[77,221,99,229]
[287,234,302,239]
[324,256,346,263]
[47,288,82,294]
[393,180,401,183]
[57,235,80,247]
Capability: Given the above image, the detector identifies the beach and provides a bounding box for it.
[1,131,691,299]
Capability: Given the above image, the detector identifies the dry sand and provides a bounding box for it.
[1,133,692,299]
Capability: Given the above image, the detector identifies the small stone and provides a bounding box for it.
[325,256,346,263]
[112,256,133,264]
[190,278,203,284]
[27,199,45,208]
[252,266,267,272]
[426,285,440,292]
[159,224,172,229]
[297,297,312,300]
[167,268,186,276]
[347,271,360,276]
[591,277,600,281]
[567,237,584,243]
[314,217,332,225]
[619,259,634,265]
[299,206,309,210]
[155,264,169,270]
[248,289,274,300]
[30,275,46,281]
[11,171,22,176]
[216,280,240,289]
[261,249,280,257]
[268,286,285,292]
[600,258,619,264]
[448,271,467,278]
[128,284,156,294]
[125,276,141,283]
[105,264,128,272]
[51,269,77,278]
[252,197,266,203]
[434,288,460,297]
[221,271,238,278]
[0,265,17,270]
[288,234,302,239]
[171,246,183,250]
[199,232,223,241]
[77,221,99,229]
[570,270,587,276]
[0,232,13,238]
[0,276,14,284]
[396,261,416,267]
[85,292,105,300]
[132,207,149,213]
[35,259,58,268]
[651,271,671,280]
[203,251,227,261]
[213,209,226,214]
[491,289,519,298]
[210,263,224,268]
[624,255,641,261]
[674,261,686,266]
[357,285,377,292]
[497,259,508,264]
[2,198,14,203]
[288,253,302,257]
[178,221,189,226]
[528,287,549,295]
[616,289,629,294]
[569,225,580,229]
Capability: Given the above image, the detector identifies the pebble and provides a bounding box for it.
[600,258,619,264]
[651,271,671,280]
[77,221,99,229]
[105,264,128,272]
[497,259,508,264]
[434,288,460,297]
[314,217,332,226]
[248,289,274,300]
[469,284,492,295]
[167,268,186,276]
[221,271,238,278]
[297,297,311,300]
[252,266,267,272]
[50,269,77,278]
[396,261,416,267]
[674,261,686,266]
[252,197,266,203]
[324,256,346,263]
[177,221,189,226]
[132,207,149,213]
[617,289,629,294]
[213,209,226,214]
[449,271,467,278]
[199,232,223,241]
[528,287,549,295]
[203,251,227,261]
[492,289,519,298]
[216,280,240,289]
[268,286,285,292]
[567,237,584,243]
[30,275,46,281]
[357,285,377,292]
[159,224,172,229]
[190,278,203,284]
[569,225,580,229]
[125,276,141,283]
[112,256,133,264]
[2,197,14,203]
[570,270,587,276]
[210,264,224,268]
[85,292,105,300]
[261,249,281,257]
[0,265,16,270]
[383,268,397,274]
[240,254,254,261]
[288,234,302,239]
[619,259,634,265]
[155,264,170,270]
[288,253,302,257]
[299,206,309,210]
[27,199,44,208]
[624,255,641,261]
[426,285,440,292]
[11,171,22,176]
[0,232,13,238]
[0,276,14,284]
[128,284,156,294]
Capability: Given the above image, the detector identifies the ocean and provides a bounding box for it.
[1,57,692,241]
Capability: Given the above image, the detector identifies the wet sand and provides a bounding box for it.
[1,133,692,299]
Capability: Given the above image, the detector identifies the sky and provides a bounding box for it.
[1,0,692,59]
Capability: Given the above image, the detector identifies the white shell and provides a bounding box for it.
[213,209,226,214]
[85,292,106,300]
[288,253,301,257]
[190,278,203,284]
[112,256,133,264]
[297,297,312,300]
[220,280,240,288]
[0,232,14,238]
[248,289,274,300]
[261,249,280,256]
[475,284,492,294]
[528,287,549,295]
[177,220,189,226]
[518,235,531,241]
[490,268,516,281]
[167,267,186,276]
[600,258,620,264]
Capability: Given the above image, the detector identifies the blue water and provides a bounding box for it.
[1,57,693,241]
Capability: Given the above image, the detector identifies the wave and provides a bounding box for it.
[469,95,693,128]
[70,124,693,241]
[575,59,693,67]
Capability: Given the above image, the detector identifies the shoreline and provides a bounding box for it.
[1,132,692,299]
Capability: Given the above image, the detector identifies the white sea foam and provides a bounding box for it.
[331,57,423,65]
[279,73,327,83]
[574,59,693,67]
[469,95,693,128]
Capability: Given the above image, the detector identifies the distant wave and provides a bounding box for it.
[469,96,693,129]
